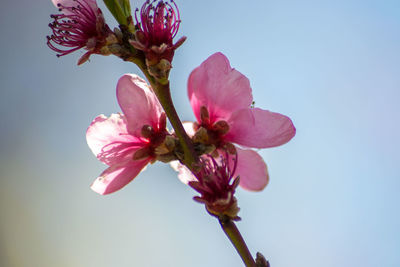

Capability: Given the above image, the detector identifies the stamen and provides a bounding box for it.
[47,0,105,58]
[134,0,182,47]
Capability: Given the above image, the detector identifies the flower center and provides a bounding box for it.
[133,113,168,161]
[134,0,181,47]
[189,153,240,220]
[196,106,230,148]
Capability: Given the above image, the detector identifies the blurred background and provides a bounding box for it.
[1,0,399,266]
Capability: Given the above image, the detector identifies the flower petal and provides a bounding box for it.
[52,0,75,8]
[182,121,196,137]
[91,159,149,195]
[52,0,97,14]
[117,74,164,135]
[225,108,296,148]
[232,147,269,191]
[169,161,197,184]
[188,53,253,123]
[86,114,145,165]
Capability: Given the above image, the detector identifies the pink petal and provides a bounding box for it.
[225,108,296,148]
[52,0,97,14]
[188,53,253,123]
[86,114,145,165]
[91,159,149,195]
[117,74,164,135]
[52,0,75,8]
[233,147,269,191]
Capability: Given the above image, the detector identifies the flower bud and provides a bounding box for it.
[255,252,270,267]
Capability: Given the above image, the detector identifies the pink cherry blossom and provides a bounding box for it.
[47,0,112,65]
[86,74,167,195]
[181,52,296,191]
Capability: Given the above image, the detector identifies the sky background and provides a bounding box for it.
[1,0,399,266]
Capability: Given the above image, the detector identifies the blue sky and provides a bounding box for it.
[1,0,399,266]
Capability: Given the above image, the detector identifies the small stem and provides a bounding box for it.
[132,58,198,168]
[219,217,256,267]
[151,81,198,167]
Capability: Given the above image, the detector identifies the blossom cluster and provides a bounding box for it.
[47,1,295,265]
[86,52,295,218]
[47,0,295,221]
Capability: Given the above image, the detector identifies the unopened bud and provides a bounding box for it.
[255,252,270,267]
